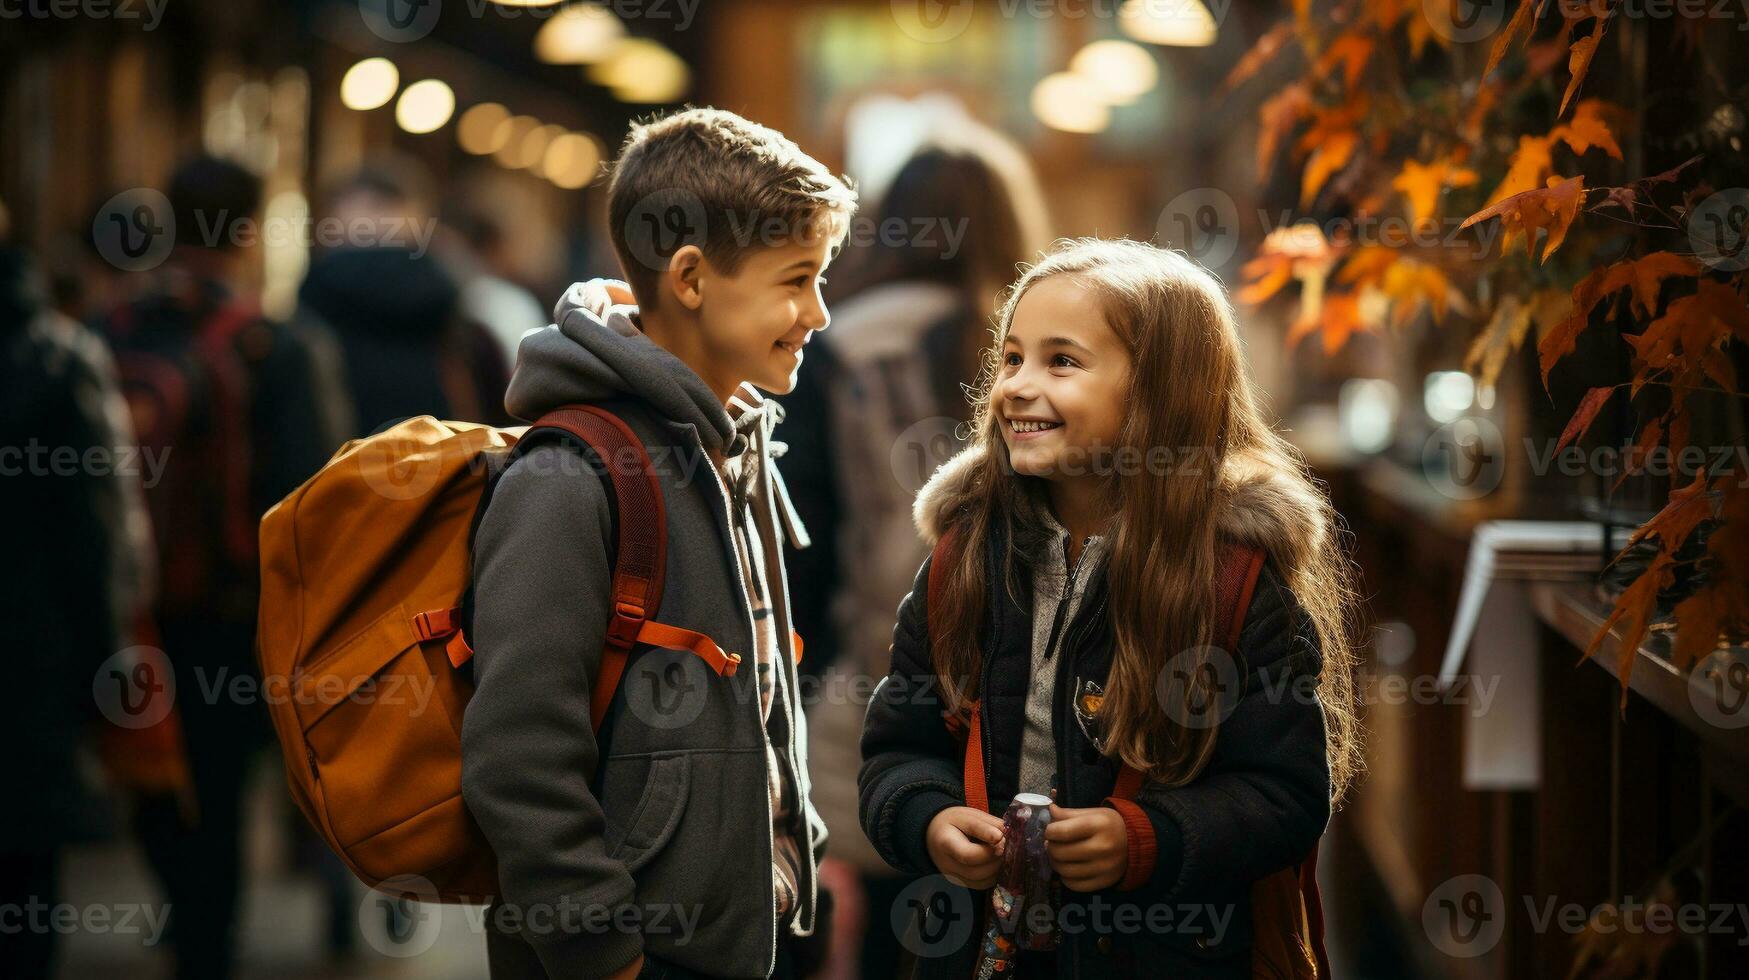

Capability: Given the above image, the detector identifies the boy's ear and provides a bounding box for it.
[665,246,706,312]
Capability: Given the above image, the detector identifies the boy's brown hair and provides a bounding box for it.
[607,107,857,305]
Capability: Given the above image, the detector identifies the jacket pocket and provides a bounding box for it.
[606,753,691,873]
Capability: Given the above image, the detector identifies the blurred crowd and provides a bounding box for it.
[1,116,1048,980]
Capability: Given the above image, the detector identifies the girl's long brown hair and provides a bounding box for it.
[931,238,1364,803]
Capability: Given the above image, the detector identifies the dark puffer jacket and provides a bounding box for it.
[858,445,1332,980]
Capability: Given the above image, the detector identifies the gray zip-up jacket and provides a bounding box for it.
[460,287,824,980]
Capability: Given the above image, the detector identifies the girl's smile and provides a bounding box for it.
[995,275,1129,478]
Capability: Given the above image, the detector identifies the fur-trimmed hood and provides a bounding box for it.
[911,442,1328,562]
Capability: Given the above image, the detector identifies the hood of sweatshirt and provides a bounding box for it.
[505,283,739,455]
[911,441,1330,573]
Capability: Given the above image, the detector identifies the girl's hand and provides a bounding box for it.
[1044,804,1129,892]
[925,806,1006,889]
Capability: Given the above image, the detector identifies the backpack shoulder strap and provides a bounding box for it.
[927,528,991,812]
[1109,542,1266,800]
[520,406,742,735]
[427,405,741,736]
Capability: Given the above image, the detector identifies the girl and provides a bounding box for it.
[797,120,1049,980]
[859,239,1363,979]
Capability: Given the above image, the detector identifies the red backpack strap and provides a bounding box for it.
[419,405,741,734]
[1213,541,1267,654]
[927,529,990,814]
[521,405,743,736]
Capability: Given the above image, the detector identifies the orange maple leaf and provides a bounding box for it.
[1673,480,1749,668]
[1560,14,1611,118]
[1317,35,1375,91]
[1535,252,1705,386]
[1485,135,1555,207]
[1550,99,1624,160]
[1555,385,1617,452]
[1624,278,1749,397]
[1463,175,1587,264]
[1625,471,1714,554]
[1485,0,1541,78]
[1393,157,1480,226]
[1465,294,1537,388]
[1294,289,1369,354]
[1586,550,1674,709]
[1220,22,1294,95]
[1257,83,1312,178]
[1301,131,1359,207]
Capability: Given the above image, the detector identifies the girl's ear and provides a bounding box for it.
[665,246,705,311]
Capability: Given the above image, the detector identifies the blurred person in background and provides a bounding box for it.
[297,162,511,436]
[439,189,549,371]
[784,122,1049,980]
[96,155,346,980]
[1,213,155,980]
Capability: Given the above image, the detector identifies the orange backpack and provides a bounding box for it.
[257,405,741,903]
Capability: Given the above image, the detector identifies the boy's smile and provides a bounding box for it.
[694,235,834,398]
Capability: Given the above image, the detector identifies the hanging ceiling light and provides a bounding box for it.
[517,123,565,172]
[1031,72,1111,134]
[395,79,455,134]
[491,115,542,168]
[1119,0,1218,47]
[544,132,605,189]
[340,57,399,111]
[588,37,690,103]
[456,102,512,155]
[1069,39,1158,105]
[534,4,625,64]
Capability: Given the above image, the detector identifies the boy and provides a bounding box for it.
[460,108,856,980]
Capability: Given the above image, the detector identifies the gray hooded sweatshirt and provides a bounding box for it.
[460,287,824,980]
